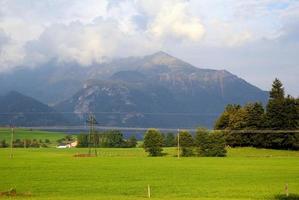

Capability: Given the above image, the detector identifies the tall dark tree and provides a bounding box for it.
[143,129,164,156]
[269,78,285,99]
[243,102,265,129]
[266,79,288,129]
[283,95,299,129]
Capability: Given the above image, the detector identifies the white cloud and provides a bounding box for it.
[0,0,298,95]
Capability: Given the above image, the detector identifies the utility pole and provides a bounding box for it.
[10,125,14,159]
[86,114,98,156]
[177,128,180,159]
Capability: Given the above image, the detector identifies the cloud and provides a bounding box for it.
[0,29,10,51]
[0,0,298,95]
[0,0,205,68]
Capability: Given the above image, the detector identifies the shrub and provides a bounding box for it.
[195,129,227,157]
[143,129,164,156]
[163,132,176,147]
[0,140,8,148]
[178,131,194,157]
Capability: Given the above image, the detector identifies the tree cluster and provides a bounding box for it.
[0,139,51,148]
[77,130,137,148]
[214,79,299,150]
[143,128,227,157]
[215,79,299,130]
[225,130,299,150]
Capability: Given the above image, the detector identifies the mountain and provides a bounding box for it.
[0,91,66,126]
[54,52,269,128]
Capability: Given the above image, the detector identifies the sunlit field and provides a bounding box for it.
[0,147,298,200]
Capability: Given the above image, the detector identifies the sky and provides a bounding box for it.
[0,0,298,96]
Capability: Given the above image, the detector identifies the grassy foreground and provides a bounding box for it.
[0,147,298,200]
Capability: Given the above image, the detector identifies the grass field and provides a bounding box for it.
[0,128,68,146]
[0,147,298,200]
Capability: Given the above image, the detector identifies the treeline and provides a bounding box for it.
[225,130,299,150]
[215,79,299,130]
[214,79,299,150]
[77,130,137,148]
[143,128,226,157]
[0,139,50,148]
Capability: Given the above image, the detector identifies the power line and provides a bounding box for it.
[0,111,220,116]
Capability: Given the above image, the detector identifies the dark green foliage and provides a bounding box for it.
[9,139,49,148]
[143,129,164,156]
[270,78,285,99]
[0,140,8,148]
[266,79,299,130]
[45,139,50,143]
[77,134,89,147]
[214,104,241,130]
[163,132,176,147]
[195,129,227,157]
[225,130,299,150]
[195,128,209,155]
[124,135,137,148]
[215,79,299,131]
[178,131,194,157]
[57,135,75,145]
[243,102,265,129]
[76,130,137,148]
[274,194,299,200]
[99,130,124,147]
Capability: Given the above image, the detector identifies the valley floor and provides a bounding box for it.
[0,147,298,200]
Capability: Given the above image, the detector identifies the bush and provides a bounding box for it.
[178,131,194,157]
[143,129,164,156]
[0,140,8,148]
[195,129,227,157]
[163,132,176,147]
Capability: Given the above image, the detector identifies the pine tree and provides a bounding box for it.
[266,79,287,129]
[143,129,164,156]
[283,95,299,129]
[269,78,284,99]
[243,102,265,129]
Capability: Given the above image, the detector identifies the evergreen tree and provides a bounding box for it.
[178,131,194,156]
[214,104,241,130]
[266,79,288,129]
[243,102,265,129]
[143,129,164,156]
[194,128,209,155]
[195,128,227,157]
[229,107,247,130]
[283,95,299,129]
[269,78,284,99]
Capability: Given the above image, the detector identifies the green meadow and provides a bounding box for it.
[0,147,298,200]
[0,128,68,146]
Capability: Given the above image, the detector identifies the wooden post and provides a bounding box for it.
[285,183,289,197]
[147,184,151,198]
[10,127,14,159]
[177,129,180,159]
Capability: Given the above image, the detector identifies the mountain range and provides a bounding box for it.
[0,51,268,128]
